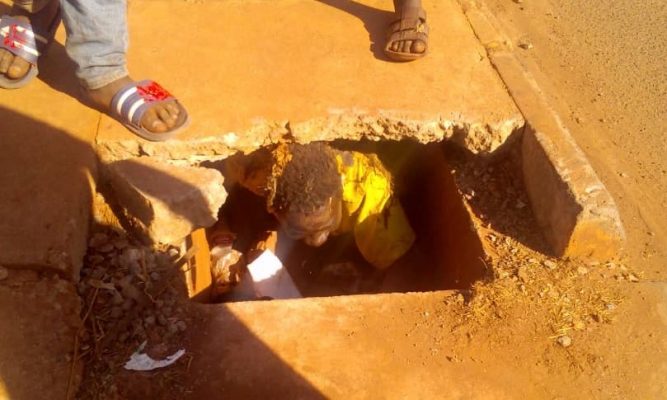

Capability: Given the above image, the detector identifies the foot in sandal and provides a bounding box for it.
[384,0,429,61]
[0,0,61,88]
[87,76,189,141]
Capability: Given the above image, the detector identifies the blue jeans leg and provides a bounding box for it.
[60,0,128,89]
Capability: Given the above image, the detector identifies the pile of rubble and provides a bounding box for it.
[76,229,193,398]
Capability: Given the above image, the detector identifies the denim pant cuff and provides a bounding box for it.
[80,67,129,90]
[12,0,53,14]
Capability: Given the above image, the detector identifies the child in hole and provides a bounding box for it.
[211,142,426,297]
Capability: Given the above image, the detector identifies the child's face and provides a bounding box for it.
[275,196,342,247]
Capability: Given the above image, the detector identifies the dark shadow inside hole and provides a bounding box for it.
[210,140,488,302]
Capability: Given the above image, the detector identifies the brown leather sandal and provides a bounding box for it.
[384,7,429,62]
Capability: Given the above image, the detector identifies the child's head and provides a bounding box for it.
[267,143,343,247]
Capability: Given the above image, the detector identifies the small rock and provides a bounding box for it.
[144,315,156,325]
[176,320,187,332]
[113,238,129,250]
[517,37,533,50]
[586,260,601,267]
[606,303,616,311]
[513,0,523,3]
[86,254,105,265]
[557,336,572,347]
[0,266,8,281]
[88,233,109,249]
[98,243,115,253]
[123,248,142,264]
[628,273,640,283]
[167,323,179,334]
[577,266,589,275]
[515,200,526,209]
[150,272,161,281]
[517,266,530,282]
[157,314,168,326]
[543,260,558,270]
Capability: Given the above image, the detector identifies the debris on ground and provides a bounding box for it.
[76,229,194,399]
[124,341,186,371]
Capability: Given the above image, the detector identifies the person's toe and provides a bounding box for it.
[165,101,181,120]
[390,41,400,52]
[157,106,177,129]
[7,56,31,79]
[0,50,12,74]
[141,108,168,133]
[411,39,426,54]
[402,40,413,53]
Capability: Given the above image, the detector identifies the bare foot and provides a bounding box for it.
[87,76,183,134]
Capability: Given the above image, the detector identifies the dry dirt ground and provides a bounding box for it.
[67,0,667,398]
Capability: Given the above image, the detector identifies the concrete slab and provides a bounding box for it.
[0,271,82,400]
[0,23,99,279]
[106,157,227,244]
[96,0,524,162]
[182,292,537,399]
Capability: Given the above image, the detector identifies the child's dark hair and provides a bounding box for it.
[269,143,342,214]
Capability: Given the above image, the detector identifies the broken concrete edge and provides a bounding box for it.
[95,111,525,163]
[461,1,625,260]
[198,289,464,313]
[102,157,227,245]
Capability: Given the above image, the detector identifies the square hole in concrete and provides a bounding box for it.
[210,140,488,302]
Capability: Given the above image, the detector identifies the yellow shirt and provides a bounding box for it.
[335,152,415,269]
[226,148,416,269]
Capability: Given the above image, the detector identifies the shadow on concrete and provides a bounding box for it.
[115,303,327,400]
[314,0,396,60]
[0,105,325,399]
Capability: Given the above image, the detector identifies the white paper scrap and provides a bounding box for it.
[246,250,301,300]
[124,341,185,371]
